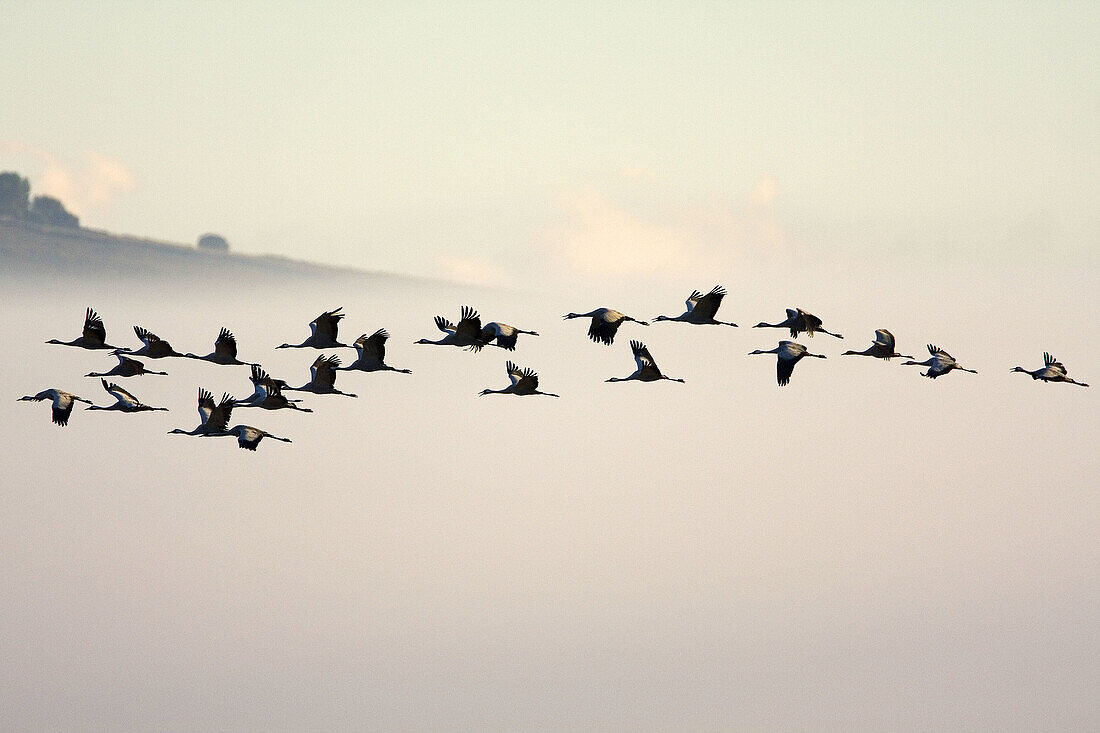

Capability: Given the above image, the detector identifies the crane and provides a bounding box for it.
[901,344,978,379]
[285,355,358,397]
[748,341,827,386]
[85,350,167,378]
[185,327,256,365]
[653,286,738,327]
[277,307,350,349]
[841,329,913,360]
[340,329,412,373]
[168,388,235,436]
[1011,353,1088,387]
[415,307,488,350]
[46,307,119,350]
[479,361,559,397]
[18,389,93,426]
[606,341,685,383]
[86,379,169,413]
[563,308,648,345]
[754,308,843,339]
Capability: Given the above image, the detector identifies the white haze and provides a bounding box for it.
[1,260,1097,731]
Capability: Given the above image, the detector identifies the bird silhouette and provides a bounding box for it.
[748,340,827,386]
[285,355,358,397]
[46,307,119,350]
[754,308,843,339]
[606,341,685,383]
[126,326,185,358]
[477,321,540,351]
[168,389,236,436]
[235,365,313,411]
[340,329,412,373]
[901,344,978,379]
[414,307,488,350]
[202,425,293,451]
[1011,353,1088,387]
[86,379,169,413]
[85,350,167,378]
[185,327,257,365]
[654,286,737,327]
[841,329,913,360]
[18,388,93,426]
[277,307,350,349]
[479,361,559,397]
[563,308,648,345]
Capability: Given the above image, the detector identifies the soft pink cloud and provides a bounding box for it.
[436,255,508,287]
[0,142,135,216]
[535,173,793,282]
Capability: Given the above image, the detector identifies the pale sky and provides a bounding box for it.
[3,1,1097,285]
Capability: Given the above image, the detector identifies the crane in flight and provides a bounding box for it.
[563,308,648,346]
[653,286,738,327]
[748,341,827,386]
[606,341,685,384]
[479,361,559,397]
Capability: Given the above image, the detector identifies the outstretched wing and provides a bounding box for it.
[505,360,523,386]
[356,328,389,363]
[83,308,107,345]
[797,309,823,336]
[311,354,341,388]
[685,290,704,314]
[434,316,455,335]
[455,306,483,340]
[197,388,216,424]
[515,365,540,393]
[214,328,238,359]
[873,329,895,350]
[692,286,726,320]
[102,379,140,407]
[133,325,161,347]
[589,310,624,345]
[53,393,77,426]
[777,356,797,386]
[207,393,235,431]
[631,340,656,372]
[311,307,344,341]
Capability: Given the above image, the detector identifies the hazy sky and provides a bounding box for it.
[3,2,1098,285]
[3,6,1099,728]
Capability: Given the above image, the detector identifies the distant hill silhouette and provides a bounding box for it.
[0,216,436,288]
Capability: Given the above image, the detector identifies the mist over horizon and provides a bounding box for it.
[2,251,1097,731]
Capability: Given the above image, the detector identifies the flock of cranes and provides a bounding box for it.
[19,291,1090,449]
